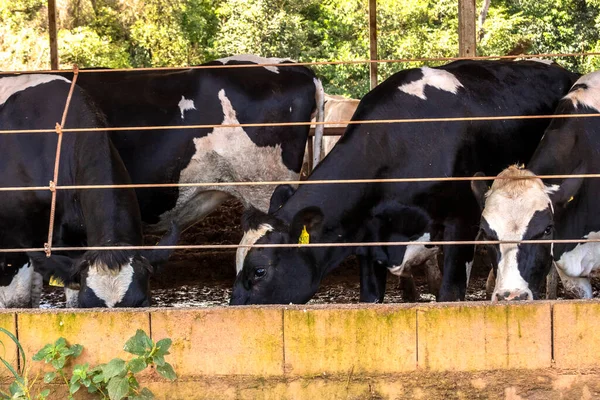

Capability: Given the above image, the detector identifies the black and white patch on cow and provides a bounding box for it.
[58,56,324,239]
[158,89,298,230]
[474,69,600,300]
[0,73,178,308]
[231,60,579,305]
[475,166,557,300]
[398,67,463,100]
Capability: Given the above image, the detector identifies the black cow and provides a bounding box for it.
[0,74,177,308]
[231,59,579,305]
[472,70,600,301]
[57,55,324,237]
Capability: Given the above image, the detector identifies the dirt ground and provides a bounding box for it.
[39,199,600,308]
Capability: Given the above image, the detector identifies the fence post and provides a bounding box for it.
[368,0,378,89]
[458,0,477,58]
[48,0,59,69]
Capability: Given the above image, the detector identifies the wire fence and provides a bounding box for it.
[2,53,599,255]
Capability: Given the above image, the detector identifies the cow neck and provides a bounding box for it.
[529,116,600,254]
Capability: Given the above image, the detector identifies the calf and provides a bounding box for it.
[231,59,578,305]
[472,70,600,300]
[0,74,177,307]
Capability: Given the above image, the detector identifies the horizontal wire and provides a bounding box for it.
[3,237,600,254]
[0,112,598,135]
[0,173,597,192]
[2,51,600,75]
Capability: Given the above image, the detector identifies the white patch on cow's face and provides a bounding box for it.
[86,261,134,308]
[483,173,552,300]
[156,89,296,231]
[178,96,196,119]
[387,233,438,276]
[398,67,463,100]
[566,70,600,111]
[217,55,293,74]
[0,74,70,106]
[236,224,274,273]
[0,263,34,308]
[465,260,474,287]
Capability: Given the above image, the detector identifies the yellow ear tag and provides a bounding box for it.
[298,225,310,244]
[568,196,574,203]
[49,276,64,287]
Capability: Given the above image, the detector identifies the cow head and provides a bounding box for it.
[471,165,583,301]
[29,223,179,308]
[231,205,325,305]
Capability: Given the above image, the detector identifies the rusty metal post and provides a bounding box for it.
[368,0,378,89]
[48,0,59,69]
[458,0,477,58]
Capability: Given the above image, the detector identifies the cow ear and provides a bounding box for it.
[269,184,296,214]
[143,221,180,267]
[27,252,81,290]
[471,172,490,210]
[290,206,324,244]
[242,207,269,232]
[548,162,586,207]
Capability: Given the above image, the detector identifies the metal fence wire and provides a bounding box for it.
[3,53,600,255]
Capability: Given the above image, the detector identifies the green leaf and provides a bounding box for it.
[51,356,66,370]
[69,382,81,395]
[103,358,126,380]
[32,344,52,362]
[0,327,27,371]
[107,376,129,400]
[156,363,177,381]
[130,387,154,400]
[9,381,24,397]
[152,354,165,367]
[92,372,106,384]
[39,388,50,398]
[154,339,172,357]
[123,330,153,356]
[127,358,147,374]
[69,344,84,358]
[44,372,57,384]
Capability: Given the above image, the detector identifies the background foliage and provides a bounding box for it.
[2,0,600,98]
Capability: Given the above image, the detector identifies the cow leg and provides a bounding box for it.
[425,256,442,299]
[486,269,495,300]
[358,255,387,303]
[438,219,477,301]
[400,272,418,302]
[31,272,43,308]
[546,262,559,300]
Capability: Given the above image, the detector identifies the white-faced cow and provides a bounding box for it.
[55,55,324,237]
[473,70,600,300]
[0,74,178,308]
[231,59,578,305]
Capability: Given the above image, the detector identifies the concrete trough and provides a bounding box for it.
[0,301,598,399]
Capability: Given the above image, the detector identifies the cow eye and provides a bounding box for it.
[254,268,266,279]
[544,225,553,236]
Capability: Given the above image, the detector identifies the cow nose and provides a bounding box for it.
[495,290,532,301]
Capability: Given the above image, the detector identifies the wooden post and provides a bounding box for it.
[458,0,477,58]
[368,0,377,89]
[48,0,59,69]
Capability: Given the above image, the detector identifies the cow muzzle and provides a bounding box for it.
[492,289,533,302]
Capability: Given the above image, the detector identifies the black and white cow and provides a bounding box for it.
[0,74,177,308]
[472,70,600,300]
[230,59,579,305]
[56,55,324,236]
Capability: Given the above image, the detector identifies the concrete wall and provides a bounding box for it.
[0,301,599,399]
